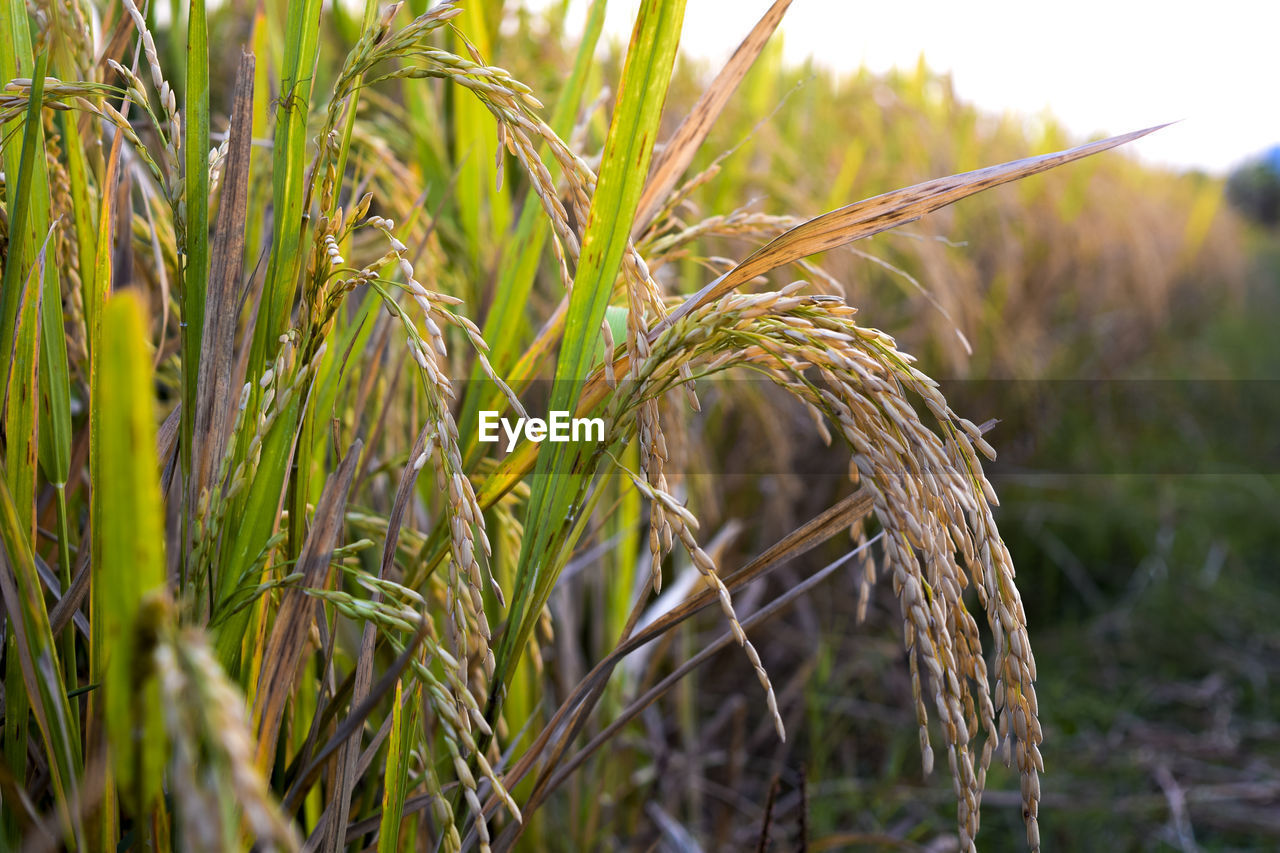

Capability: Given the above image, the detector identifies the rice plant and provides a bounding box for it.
[0,0,1171,849]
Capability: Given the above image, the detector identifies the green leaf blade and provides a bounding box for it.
[495,0,688,700]
[91,291,169,810]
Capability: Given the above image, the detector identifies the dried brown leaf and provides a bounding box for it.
[191,50,255,513]
[252,439,362,768]
[656,124,1170,333]
[634,0,793,233]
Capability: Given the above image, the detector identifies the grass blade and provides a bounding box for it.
[82,131,125,852]
[452,1,511,291]
[182,0,212,492]
[191,50,255,519]
[252,0,324,361]
[494,0,687,703]
[90,291,169,812]
[0,31,48,548]
[377,680,419,853]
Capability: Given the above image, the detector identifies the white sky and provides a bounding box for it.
[531,0,1279,175]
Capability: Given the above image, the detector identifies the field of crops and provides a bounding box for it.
[1,0,1276,850]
